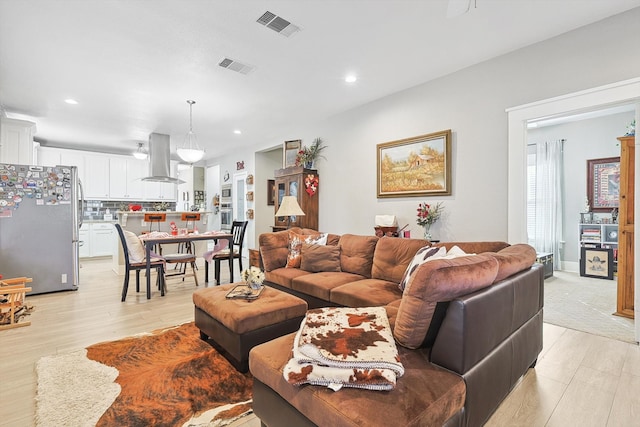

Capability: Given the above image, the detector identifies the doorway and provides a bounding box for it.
[507,77,640,342]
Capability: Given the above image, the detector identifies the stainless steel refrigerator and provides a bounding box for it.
[0,163,82,294]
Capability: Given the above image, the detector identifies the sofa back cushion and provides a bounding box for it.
[338,234,379,278]
[433,241,510,254]
[394,254,499,349]
[259,230,293,272]
[372,237,432,283]
[487,244,537,282]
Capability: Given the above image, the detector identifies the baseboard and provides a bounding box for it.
[561,261,579,273]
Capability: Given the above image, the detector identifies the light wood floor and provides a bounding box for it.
[1,258,639,426]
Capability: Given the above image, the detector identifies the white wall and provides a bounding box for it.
[209,8,640,244]
[528,111,634,265]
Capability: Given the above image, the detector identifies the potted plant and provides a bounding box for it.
[295,138,327,168]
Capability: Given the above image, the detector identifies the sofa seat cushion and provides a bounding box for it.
[330,278,402,307]
[394,254,499,349]
[291,272,366,301]
[265,267,313,289]
[249,333,466,427]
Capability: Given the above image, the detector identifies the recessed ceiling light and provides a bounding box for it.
[64,99,78,105]
[345,75,357,83]
[234,130,242,135]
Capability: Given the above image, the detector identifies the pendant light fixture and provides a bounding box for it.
[132,142,148,160]
[177,99,205,163]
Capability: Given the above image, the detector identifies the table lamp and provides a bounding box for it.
[275,196,305,228]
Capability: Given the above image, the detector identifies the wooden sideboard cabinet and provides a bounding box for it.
[273,166,319,230]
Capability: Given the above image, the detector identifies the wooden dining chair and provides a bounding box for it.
[115,223,165,301]
[204,220,248,284]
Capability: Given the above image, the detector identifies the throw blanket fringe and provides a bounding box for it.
[283,307,403,391]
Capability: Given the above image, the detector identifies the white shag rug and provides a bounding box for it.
[35,349,121,427]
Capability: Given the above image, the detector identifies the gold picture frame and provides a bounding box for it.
[377,130,452,198]
[283,139,302,168]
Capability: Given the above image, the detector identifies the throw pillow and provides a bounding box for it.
[398,246,446,291]
[300,243,342,272]
[123,230,146,263]
[286,231,328,268]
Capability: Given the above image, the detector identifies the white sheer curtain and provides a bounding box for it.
[534,139,564,269]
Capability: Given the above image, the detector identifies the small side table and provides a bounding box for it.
[536,252,553,279]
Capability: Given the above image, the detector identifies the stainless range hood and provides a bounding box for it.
[142,133,184,184]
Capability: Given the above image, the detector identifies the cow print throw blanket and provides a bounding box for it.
[283,306,404,391]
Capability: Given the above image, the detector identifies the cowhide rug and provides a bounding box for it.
[35,322,253,427]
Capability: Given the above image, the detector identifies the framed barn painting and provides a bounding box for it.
[377,130,451,198]
[587,157,620,212]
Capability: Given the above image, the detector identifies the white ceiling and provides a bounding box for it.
[2,0,640,161]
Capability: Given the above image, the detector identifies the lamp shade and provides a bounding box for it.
[275,196,305,217]
[177,100,205,163]
[133,142,148,160]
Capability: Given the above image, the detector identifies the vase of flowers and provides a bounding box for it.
[241,266,265,290]
[416,202,444,240]
[295,137,327,168]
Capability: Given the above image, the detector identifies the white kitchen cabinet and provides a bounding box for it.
[109,157,146,199]
[83,154,110,199]
[90,223,115,257]
[144,161,177,201]
[145,181,177,201]
[0,117,37,164]
[38,147,86,188]
[60,150,86,187]
[79,223,91,258]
[38,147,61,167]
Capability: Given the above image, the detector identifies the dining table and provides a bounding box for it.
[140,231,234,298]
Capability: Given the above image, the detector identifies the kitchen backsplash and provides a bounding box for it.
[83,200,177,220]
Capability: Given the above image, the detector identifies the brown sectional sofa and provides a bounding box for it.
[250,228,544,427]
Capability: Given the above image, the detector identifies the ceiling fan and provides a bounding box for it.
[447,0,475,18]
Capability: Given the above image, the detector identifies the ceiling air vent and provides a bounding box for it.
[256,11,300,37]
[218,58,255,75]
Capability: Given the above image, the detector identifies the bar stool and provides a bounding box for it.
[144,213,166,232]
[182,212,201,233]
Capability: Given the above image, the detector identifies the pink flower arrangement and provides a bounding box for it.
[416,202,443,227]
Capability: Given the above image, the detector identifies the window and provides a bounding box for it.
[527,146,536,246]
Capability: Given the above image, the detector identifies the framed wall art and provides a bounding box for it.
[377,129,451,198]
[587,157,620,212]
[580,247,614,280]
[283,140,302,168]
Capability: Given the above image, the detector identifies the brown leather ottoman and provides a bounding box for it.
[193,284,307,372]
